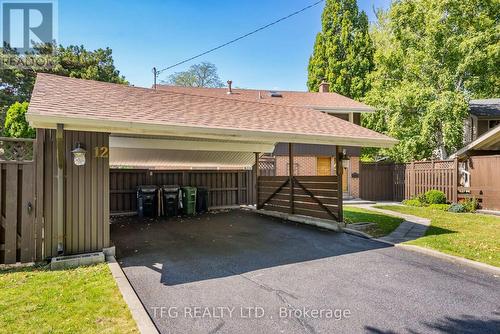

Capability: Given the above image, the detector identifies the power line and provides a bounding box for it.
[153,0,325,86]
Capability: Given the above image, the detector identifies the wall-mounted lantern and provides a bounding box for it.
[71,142,87,166]
[341,148,350,167]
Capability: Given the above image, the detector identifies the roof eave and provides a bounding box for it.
[27,113,397,149]
[312,106,376,113]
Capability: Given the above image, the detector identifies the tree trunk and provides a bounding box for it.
[435,129,448,159]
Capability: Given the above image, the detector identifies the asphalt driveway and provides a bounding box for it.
[111,210,500,334]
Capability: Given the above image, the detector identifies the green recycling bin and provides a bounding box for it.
[181,187,197,215]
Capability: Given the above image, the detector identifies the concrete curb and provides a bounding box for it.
[107,256,159,334]
[396,244,500,275]
[253,208,342,232]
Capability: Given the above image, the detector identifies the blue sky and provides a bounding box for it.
[58,0,390,90]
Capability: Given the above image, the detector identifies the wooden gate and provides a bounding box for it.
[360,163,403,201]
[0,138,37,264]
[257,176,340,221]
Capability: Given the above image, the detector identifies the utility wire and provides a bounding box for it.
[154,0,324,79]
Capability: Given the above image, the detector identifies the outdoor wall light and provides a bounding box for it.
[71,142,87,166]
[341,149,350,167]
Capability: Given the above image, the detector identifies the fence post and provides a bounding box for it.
[336,146,344,222]
[453,157,458,203]
[288,143,294,214]
[411,162,416,198]
[255,152,261,209]
[431,160,435,189]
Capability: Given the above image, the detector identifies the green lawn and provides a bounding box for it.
[343,206,404,237]
[375,205,500,267]
[0,264,138,334]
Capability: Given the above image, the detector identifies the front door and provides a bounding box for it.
[316,157,331,176]
[342,164,349,193]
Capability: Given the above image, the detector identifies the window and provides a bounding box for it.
[489,120,500,130]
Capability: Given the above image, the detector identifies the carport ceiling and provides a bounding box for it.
[27,73,397,148]
[109,135,271,169]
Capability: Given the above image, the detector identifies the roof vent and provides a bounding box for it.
[269,91,282,98]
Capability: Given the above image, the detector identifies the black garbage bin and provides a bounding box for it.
[162,185,180,217]
[196,187,209,214]
[137,185,158,217]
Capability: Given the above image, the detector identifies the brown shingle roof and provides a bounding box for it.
[27,74,395,147]
[156,85,374,111]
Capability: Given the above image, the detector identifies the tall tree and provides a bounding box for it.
[0,44,127,137]
[166,62,224,88]
[307,0,374,99]
[364,0,499,161]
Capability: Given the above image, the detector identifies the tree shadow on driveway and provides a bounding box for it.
[365,312,500,334]
[111,209,392,285]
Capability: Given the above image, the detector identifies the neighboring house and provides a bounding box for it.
[463,99,500,145]
[157,81,374,198]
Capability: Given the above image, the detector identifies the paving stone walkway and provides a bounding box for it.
[351,204,431,244]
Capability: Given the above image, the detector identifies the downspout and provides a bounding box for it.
[56,124,64,254]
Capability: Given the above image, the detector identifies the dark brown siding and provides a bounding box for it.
[41,129,110,257]
[463,155,500,210]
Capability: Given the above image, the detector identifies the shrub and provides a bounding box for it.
[460,198,479,213]
[425,190,447,204]
[448,203,466,213]
[428,204,451,211]
[3,102,35,138]
[416,193,428,205]
[402,199,425,207]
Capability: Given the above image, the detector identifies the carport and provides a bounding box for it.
[26,73,396,259]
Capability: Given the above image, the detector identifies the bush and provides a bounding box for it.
[428,204,451,211]
[416,193,428,205]
[402,199,425,207]
[460,198,479,213]
[3,102,35,138]
[448,203,466,213]
[425,190,447,204]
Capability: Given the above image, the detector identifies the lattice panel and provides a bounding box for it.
[0,138,35,161]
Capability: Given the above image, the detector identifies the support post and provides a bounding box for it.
[452,157,458,203]
[335,146,343,223]
[255,152,260,209]
[289,143,294,214]
[56,124,64,254]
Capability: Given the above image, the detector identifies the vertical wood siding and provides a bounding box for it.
[460,155,500,210]
[42,130,110,258]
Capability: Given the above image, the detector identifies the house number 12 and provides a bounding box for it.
[95,146,109,158]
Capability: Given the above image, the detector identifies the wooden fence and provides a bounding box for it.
[360,160,458,202]
[458,155,500,210]
[0,138,37,265]
[360,163,403,201]
[405,160,458,202]
[257,175,340,221]
[110,169,255,214]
